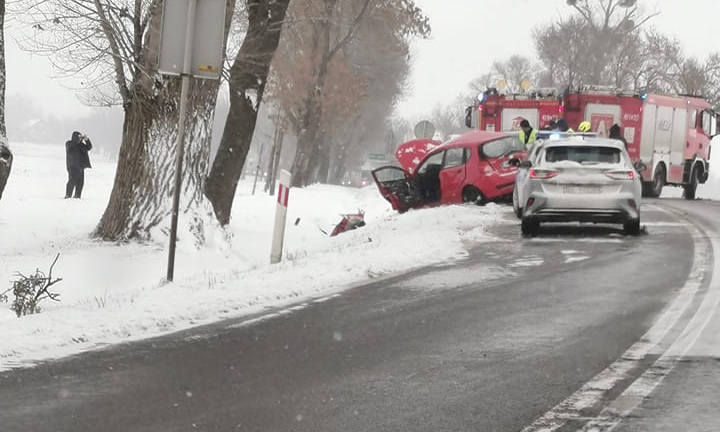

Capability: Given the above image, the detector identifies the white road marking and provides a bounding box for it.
[522,209,710,432]
[641,222,690,227]
[578,206,720,431]
[226,295,340,329]
[565,256,590,264]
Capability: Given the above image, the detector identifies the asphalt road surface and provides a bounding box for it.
[0,199,713,432]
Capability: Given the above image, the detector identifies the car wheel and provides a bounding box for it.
[462,186,484,205]
[623,218,641,236]
[683,167,698,200]
[512,187,522,219]
[646,165,665,198]
[521,217,539,237]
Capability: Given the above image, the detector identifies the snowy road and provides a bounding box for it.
[0,199,714,431]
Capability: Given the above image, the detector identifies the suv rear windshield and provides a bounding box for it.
[545,146,621,164]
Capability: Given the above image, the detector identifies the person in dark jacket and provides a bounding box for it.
[556,118,572,132]
[65,131,92,199]
[609,124,628,150]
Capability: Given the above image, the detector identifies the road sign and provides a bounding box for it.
[158,0,226,80]
[368,153,386,161]
[414,120,435,139]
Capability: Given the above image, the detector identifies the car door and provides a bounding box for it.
[515,143,542,209]
[438,147,469,204]
[480,136,525,197]
[371,166,420,212]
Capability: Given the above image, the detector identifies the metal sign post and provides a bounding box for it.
[166,0,197,282]
[158,0,226,282]
[270,170,292,264]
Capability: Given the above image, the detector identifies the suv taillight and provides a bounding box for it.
[529,169,559,179]
[605,170,635,180]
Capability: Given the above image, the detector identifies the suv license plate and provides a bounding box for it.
[563,185,601,194]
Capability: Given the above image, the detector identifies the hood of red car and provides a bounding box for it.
[394,139,441,175]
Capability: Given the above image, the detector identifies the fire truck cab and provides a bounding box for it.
[465,88,561,132]
[466,87,717,199]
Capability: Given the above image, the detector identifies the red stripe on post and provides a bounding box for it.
[277,184,289,208]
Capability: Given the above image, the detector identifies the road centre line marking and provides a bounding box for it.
[578,205,720,431]
[227,295,341,329]
[522,206,710,432]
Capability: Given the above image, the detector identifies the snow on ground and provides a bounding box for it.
[0,143,506,370]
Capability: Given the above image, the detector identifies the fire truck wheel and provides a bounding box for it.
[512,188,522,219]
[462,186,484,205]
[647,165,665,198]
[684,167,698,200]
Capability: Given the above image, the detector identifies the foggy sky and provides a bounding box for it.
[5,0,720,148]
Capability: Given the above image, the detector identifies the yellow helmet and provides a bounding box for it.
[578,121,591,132]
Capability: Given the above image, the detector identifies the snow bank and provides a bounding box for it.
[0,143,506,370]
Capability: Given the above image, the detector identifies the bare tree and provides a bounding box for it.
[16,0,236,240]
[205,0,292,226]
[268,0,429,187]
[491,55,536,93]
[641,31,720,106]
[535,0,657,90]
[0,0,10,201]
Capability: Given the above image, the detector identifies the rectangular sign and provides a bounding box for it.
[158,0,226,80]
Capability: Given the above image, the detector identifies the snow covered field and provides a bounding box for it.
[0,143,507,371]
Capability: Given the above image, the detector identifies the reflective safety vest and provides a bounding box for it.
[519,129,538,149]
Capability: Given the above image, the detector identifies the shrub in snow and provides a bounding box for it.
[0,254,62,317]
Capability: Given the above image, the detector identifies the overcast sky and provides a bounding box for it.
[5,0,720,127]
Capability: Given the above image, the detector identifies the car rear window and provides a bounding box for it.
[481,136,525,159]
[545,146,621,164]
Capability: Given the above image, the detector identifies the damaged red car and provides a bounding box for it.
[372,131,527,212]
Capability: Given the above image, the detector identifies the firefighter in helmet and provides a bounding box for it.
[578,121,592,133]
[519,119,538,149]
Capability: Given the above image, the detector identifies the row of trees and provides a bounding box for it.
[0,0,429,239]
[421,0,720,141]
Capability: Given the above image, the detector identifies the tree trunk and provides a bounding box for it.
[95,79,219,240]
[328,144,350,185]
[0,143,10,200]
[205,0,291,226]
[313,139,331,184]
[264,119,284,194]
[289,0,341,187]
[0,0,10,201]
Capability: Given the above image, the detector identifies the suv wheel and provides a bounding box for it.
[623,218,641,236]
[521,218,539,237]
[512,188,522,218]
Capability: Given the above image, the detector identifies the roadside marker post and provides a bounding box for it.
[271,170,292,264]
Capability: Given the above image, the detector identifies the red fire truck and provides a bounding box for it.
[466,87,717,198]
[465,88,562,132]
